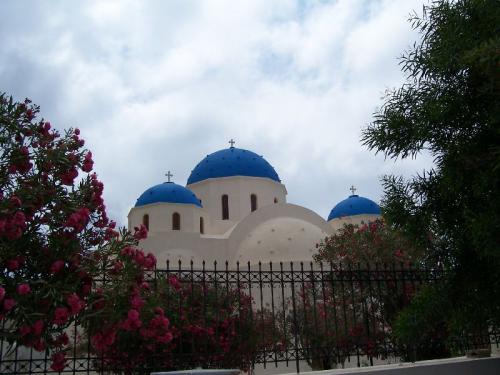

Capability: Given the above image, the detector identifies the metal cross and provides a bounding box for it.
[350,185,357,195]
[229,139,236,148]
[165,171,173,183]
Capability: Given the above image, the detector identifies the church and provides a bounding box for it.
[128,141,381,267]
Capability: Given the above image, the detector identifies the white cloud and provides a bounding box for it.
[0,0,433,224]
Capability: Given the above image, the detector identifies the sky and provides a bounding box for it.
[0,0,434,226]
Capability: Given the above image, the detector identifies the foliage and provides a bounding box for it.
[0,94,116,371]
[291,280,385,370]
[313,219,421,265]
[393,284,451,361]
[306,220,426,368]
[361,0,500,354]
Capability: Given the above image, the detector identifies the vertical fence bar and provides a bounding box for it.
[289,262,300,373]
[339,262,350,366]
[309,262,320,367]
[279,261,289,368]
[269,261,278,368]
[213,260,219,367]
[258,261,267,368]
[348,263,360,367]
[366,262,376,366]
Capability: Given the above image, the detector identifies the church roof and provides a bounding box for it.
[187,147,281,185]
[327,195,381,221]
[135,182,202,207]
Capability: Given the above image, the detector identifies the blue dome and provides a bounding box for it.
[135,182,202,207]
[328,195,381,221]
[187,147,281,185]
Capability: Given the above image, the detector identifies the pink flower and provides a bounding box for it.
[33,339,46,352]
[157,332,173,343]
[53,307,70,325]
[12,211,26,226]
[91,331,116,351]
[128,309,140,320]
[54,333,69,347]
[17,283,31,295]
[64,207,90,232]
[0,287,5,301]
[67,293,85,315]
[3,298,16,311]
[168,276,181,291]
[144,253,156,269]
[6,259,19,271]
[121,309,142,331]
[120,246,135,257]
[32,320,44,336]
[50,352,66,372]
[50,260,65,274]
[130,295,144,310]
[82,151,94,172]
[61,167,78,185]
[112,260,124,273]
[133,224,148,240]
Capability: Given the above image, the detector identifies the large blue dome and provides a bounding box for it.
[135,182,202,207]
[328,195,381,221]
[187,147,281,185]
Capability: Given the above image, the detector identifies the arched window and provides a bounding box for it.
[142,214,149,230]
[274,197,279,204]
[250,194,258,212]
[221,194,229,220]
[172,212,180,230]
[200,217,204,234]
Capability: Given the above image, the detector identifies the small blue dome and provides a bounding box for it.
[187,147,281,185]
[328,195,381,221]
[135,182,202,207]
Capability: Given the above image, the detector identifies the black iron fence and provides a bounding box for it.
[1,261,498,374]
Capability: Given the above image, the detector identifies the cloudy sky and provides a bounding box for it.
[0,0,433,226]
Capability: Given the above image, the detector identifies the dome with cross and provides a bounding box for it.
[135,177,202,207]
[327,186,381,221]
[187,140,281,185]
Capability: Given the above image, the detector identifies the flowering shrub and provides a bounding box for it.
[1,94,277,374]
[85,241,274,373]
[313,219,421,266]
[0,94,116,371]
[290,279,388,370]
[290,219,426,369]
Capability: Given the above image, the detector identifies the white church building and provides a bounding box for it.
[128,142,381,266]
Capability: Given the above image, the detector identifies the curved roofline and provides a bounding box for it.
[227,203,334,251]
[327,194,381,221]
[187,147,281,185]
[135,182,202,208]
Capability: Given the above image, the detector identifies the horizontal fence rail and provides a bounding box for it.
[1,261,498,374]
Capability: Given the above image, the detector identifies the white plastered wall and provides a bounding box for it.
[187,176,287,235]
[128,203,209,235]
[228,203,334,265]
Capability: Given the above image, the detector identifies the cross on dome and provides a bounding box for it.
[229,139,236,148]
[350,185,357,195]
[165,171,173,183]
